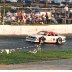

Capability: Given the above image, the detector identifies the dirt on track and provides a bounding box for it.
[0,64,72,70]
[0,59,72,70]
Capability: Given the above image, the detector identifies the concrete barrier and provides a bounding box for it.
[0,25,72,36]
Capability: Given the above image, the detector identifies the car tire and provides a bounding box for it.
[56,37,62,45]
[39,36,46,44]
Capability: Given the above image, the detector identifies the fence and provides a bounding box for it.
[0,6,72,25]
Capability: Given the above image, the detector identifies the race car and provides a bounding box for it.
[26,31,66,44]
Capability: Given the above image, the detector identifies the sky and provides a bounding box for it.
[6,0,18,2]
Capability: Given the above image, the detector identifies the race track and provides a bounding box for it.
[0,35,72,51]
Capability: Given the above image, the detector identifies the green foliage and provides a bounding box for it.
[0,50,72,64]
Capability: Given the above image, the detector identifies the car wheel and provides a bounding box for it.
[39,36,46,44]
[56,37,62,45]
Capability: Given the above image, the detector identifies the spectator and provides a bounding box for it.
[47,10,53,24]
[26,13,31,24]
[45,12,49,24]
[40,14,45,24]
[0,12,2,23]
[6,10,12,17]
[57,15,63,24]
[11,15,16,24]
[64,5,69,17]
[6,10,12,24]
[26,15,30,24]
[17,10,23,24]
[22,16,26,24]
[22,10,26,24]
[47,10,58,24]
[64,5,69,12]
[31,13,35,24]
[69,9,72,18]
[51,15,58,24]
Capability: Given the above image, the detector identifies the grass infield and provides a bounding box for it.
[0,50,72,64]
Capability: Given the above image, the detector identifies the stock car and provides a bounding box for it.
[26,31,66,44]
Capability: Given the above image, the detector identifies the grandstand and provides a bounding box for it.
[0,0,72,25]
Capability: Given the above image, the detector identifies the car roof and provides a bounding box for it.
[39,31,58,35]
[40,31,58,33]
[48,31,58,34]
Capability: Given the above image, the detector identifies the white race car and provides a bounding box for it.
[26,31,66,44]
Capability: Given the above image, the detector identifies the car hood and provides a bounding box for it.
[28,34,43,38]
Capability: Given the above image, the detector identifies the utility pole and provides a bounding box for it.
[3,0,6,25]
[45,0,48,7]
[36,0,39,7]
[4,0,5,16]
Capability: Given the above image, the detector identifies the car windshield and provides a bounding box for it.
[37,31,47,35]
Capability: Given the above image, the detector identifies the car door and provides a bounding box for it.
[44,33,57,43]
